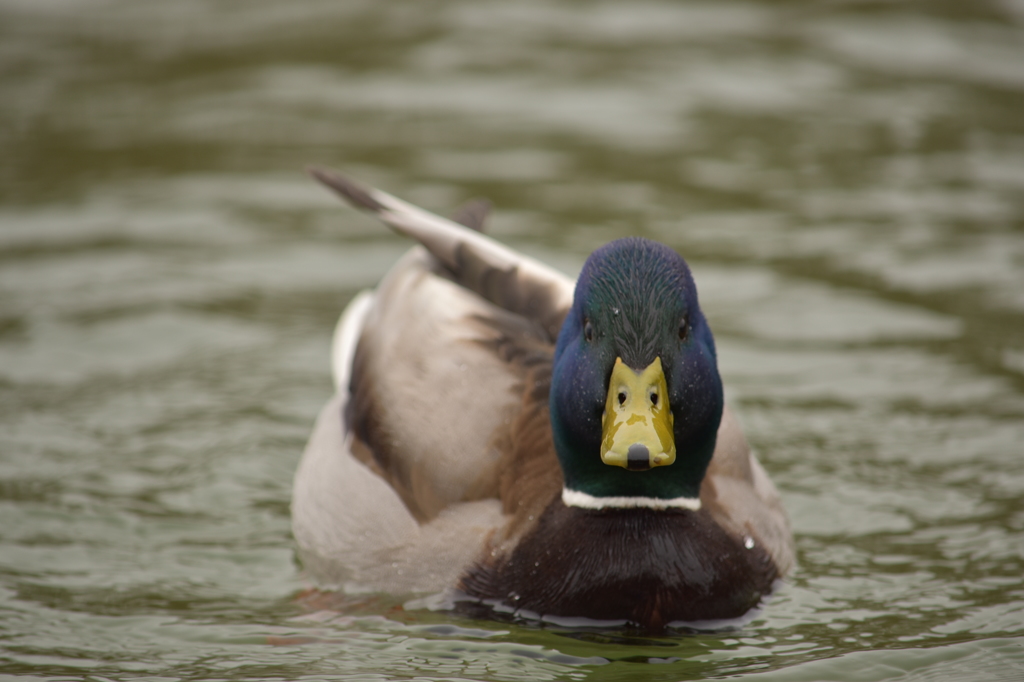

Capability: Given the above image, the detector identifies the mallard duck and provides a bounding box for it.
[292,168,794,631]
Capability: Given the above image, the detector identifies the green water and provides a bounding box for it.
[2,0,1024,679]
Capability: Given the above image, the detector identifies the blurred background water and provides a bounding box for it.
[2,0,1024,679]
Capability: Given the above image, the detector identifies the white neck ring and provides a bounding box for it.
[561,487,702,511]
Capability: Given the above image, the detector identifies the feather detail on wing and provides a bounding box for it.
[309,166,573,341]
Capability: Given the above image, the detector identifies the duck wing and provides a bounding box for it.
[309,167,572,341]
[309,168,573,523]
[702,406,796,575]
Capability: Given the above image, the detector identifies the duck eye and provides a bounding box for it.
[650,392,658,406]
[584,319,594,342]
[678,317,689,341]
[617,391,627,406]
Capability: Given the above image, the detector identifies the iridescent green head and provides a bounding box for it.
[550,238,723,505]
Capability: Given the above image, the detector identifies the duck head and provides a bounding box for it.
[550,238,723,506]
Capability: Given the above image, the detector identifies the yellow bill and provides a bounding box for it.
[601,357,676,471]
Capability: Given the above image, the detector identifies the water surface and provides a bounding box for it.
[2,0,1024,679]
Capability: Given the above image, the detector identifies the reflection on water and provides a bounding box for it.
[1,0,1023,679]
